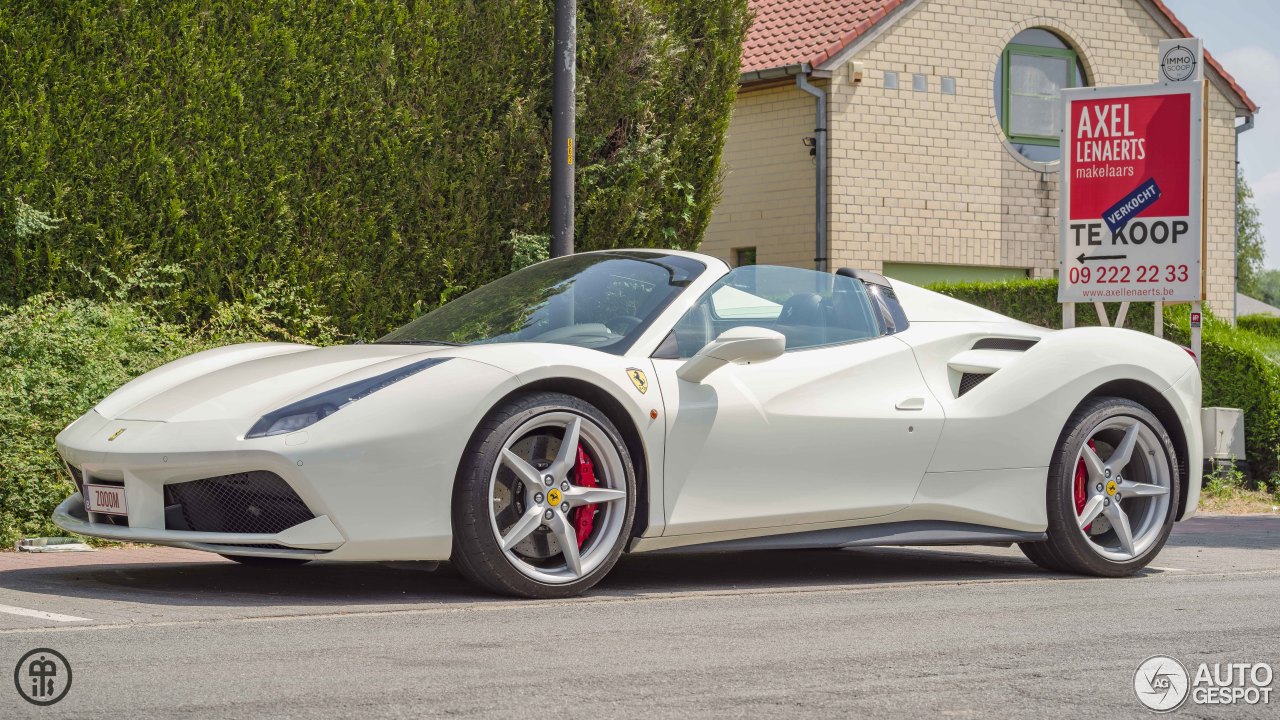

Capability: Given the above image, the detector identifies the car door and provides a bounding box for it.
[651,265,944,536]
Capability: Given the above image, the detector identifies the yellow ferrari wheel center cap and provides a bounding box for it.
[547,488,562,506]
[1105,480,1118,496]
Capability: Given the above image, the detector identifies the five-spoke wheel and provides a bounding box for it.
[1021,397,1180,576]
[452,392,636,597]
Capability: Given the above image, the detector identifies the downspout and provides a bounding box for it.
[796,71,828,272]
[1235,113,1256,323]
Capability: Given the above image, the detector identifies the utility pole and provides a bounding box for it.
[550,0,576,257]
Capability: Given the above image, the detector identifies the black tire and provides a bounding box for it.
[1019,396,1180,577]
[220,554,311,567]
[451,392,637,598]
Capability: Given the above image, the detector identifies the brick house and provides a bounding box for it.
[703,0,1257,318]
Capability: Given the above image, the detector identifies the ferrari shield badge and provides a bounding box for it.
[626,368,648,395]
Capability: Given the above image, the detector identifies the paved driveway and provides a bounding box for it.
[0,514,1277,718]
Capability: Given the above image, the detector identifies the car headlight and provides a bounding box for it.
[245,357,449,438]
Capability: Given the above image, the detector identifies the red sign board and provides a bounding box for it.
[1059,83,1203,303]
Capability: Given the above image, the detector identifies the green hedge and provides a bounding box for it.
[1165,315,1280,479]
[1,0,750,338]
[928,278,1280,479]
[1236,314,1280,341]
[926,278,1157,331]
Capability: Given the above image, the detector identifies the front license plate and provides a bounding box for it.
[84,484,128,516]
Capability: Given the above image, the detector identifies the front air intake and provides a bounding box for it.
[164,471,314,534]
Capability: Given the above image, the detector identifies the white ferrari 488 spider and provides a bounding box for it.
[54,250,1201,597]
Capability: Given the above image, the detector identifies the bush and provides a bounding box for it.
[1163,311,1280,479]
[926,278,1157,331]
[1236,314,1280,341]
[0,295,208,547]
[1,0,751,339]
[928,279,1280,479]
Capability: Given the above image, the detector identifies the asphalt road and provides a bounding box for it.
[0,514,1277,719]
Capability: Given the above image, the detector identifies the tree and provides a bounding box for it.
[1237,167,1266,297]
[1256,269,1280,308]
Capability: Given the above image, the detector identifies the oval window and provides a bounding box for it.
[994,28,1089,163]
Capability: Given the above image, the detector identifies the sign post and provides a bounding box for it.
[1058,39,1206,363]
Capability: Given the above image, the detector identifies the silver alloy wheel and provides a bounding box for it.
[487,412,628,584]
[1073,416,1172,562]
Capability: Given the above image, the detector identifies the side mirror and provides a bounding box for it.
[676,326,786,383]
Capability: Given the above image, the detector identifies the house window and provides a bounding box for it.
[995,28,1088,163]
[733,247,757,267]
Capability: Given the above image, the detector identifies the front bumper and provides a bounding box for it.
[52,355,520,561]
[53,493,344,559]
[52,407,474,561]
[53,411,361,559]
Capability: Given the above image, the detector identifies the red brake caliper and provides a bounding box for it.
[1074,439,1097,531]
[570,445,597,548]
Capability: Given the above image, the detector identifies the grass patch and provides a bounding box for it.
[1199,462,1280,515]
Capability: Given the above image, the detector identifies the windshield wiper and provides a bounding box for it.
[375,339,465,347]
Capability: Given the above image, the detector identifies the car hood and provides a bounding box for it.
[97,342,457,423]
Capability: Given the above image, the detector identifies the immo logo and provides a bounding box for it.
[1160,45,1197,83]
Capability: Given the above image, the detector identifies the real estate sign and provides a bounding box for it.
[1058,83,1203,303]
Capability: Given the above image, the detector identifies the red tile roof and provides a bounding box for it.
[741,0,1257,113]
[741,0,906,74]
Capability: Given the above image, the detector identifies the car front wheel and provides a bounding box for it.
[1020,396,1181,576]
[452,392,636,598]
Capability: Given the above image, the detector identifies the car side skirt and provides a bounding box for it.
[635,521,1046,554]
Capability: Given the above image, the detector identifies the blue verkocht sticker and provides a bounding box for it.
[1102,178,1162,234]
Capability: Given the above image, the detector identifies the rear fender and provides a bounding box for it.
[901,325,1197,474]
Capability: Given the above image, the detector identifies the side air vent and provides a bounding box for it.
[972,337,1039,351]
[958,373,990,397]
[949,338,1038,398]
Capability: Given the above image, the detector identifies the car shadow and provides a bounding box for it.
[603,546,1068,594]
[0,544,1077,612]
[4,515,1252,612]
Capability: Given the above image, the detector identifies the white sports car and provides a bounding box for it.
[54,250,1201,597]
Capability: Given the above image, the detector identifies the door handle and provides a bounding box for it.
[895,397,925,411]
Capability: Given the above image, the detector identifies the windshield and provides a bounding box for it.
[378,252,706,353]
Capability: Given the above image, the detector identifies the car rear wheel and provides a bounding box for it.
[452,392,636,598]
[1020,397,1180,576]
